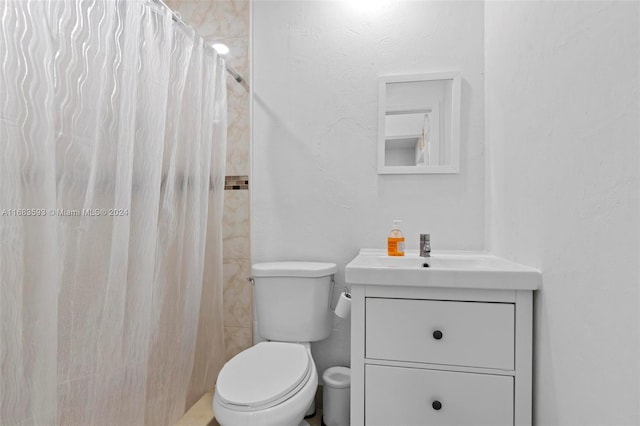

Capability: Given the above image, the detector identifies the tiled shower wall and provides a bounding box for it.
[167,0,252,361]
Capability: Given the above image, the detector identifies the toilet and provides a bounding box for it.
[213,261,337,426]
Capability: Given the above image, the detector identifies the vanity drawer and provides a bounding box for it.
[365,364,513,426]
[366,298,514,369]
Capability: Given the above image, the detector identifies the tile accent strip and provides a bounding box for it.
[224,175,249,190]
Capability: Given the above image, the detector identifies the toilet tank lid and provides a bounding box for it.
[252,261,337,278]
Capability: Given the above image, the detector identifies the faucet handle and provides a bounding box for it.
[420,234,431,257]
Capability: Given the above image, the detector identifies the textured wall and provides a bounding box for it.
[252,1,485,377]
[485,2,640,424]
[167,0,252,367]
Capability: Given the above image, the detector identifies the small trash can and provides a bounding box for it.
[322,366,350,426]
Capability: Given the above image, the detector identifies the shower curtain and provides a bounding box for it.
[0,0,227,425]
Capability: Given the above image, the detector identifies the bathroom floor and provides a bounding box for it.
[306,407,323,426]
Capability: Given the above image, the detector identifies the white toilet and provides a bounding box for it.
[213,261,337,426]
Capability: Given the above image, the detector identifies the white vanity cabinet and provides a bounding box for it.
[346,250,540,426]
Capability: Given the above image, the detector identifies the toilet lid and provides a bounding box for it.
[216,342,311,410]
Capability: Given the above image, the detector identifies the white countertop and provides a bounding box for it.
[345,249,541,290]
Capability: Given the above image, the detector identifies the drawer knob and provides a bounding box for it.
[432,330,443,340]
[432,400,442,411]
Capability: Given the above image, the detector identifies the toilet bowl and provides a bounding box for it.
[213,342,318,426]
[213,261,337,426]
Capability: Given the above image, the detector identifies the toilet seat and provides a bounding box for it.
[216,342,312,412]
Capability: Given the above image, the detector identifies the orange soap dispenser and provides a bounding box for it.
[387,219,405,256]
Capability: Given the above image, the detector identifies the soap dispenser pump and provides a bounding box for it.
[387,219,405,257]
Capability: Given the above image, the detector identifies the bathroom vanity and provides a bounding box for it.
[345,249,541,426]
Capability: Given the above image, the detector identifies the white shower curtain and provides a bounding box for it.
[0,1,227,425]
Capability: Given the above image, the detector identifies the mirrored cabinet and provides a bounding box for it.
[378,72,461,174]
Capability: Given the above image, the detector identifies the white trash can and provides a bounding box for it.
[322,366,350,426]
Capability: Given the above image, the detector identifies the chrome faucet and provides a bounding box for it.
[420,234,431,257]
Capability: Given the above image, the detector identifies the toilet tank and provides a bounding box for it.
[252,262,337,342]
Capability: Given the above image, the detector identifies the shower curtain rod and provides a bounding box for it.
[151,0,249,91]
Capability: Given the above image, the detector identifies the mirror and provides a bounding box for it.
[378,72,461,174]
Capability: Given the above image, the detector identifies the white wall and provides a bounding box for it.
[485,2,640,425]
[252,0,485,374]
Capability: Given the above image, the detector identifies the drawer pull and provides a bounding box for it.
[432,330,443,340]
[432,400,442,410]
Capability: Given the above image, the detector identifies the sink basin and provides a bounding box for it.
[352,254,511,270]
[345,249,540,290]
[355,255,427,268]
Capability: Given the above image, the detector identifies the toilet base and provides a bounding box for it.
[213,344,318,426]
